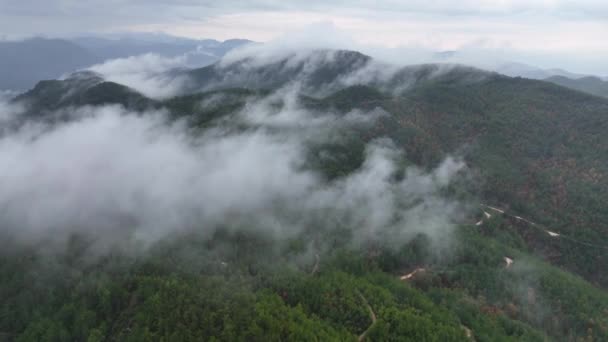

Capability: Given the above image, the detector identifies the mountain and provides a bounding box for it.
[0,38,98,91]
[14,71,156,118]
[185,49,493,97]
[3,49,608,341]
[495,60,608,98]
[545,75,608,98]
[0,36,253,92]
[186,49,373,95]
[70,36,253,67]
[427,51,598,80]
[181,53,608,291]
[495,62,589,80]
[172,60,608,339]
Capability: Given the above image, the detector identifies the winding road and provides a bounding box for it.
[356,290,377,342]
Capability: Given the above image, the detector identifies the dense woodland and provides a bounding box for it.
[2,50,608,341]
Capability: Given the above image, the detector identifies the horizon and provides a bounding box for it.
[1,1,607,75]
[2,30,607,79]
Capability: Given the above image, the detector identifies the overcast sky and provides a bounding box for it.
[1,0,607,74]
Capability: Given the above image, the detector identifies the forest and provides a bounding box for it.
[2,50,608,341]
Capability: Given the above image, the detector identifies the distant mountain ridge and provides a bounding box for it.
[0,36,253,92]
[0,38,98,91]
[494,62,590,80]
[431,51,605,80]
[544,75,608,98]
[71,36,252,65]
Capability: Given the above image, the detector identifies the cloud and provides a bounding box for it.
[4,1,608,21]
[219,22,356,64]
[1,1,606,74]
[0,87,467,256]
[217,22,607,76]
[0,91,23,131]
[87,53,191,99]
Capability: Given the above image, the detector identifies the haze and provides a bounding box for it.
[1,0,607,75]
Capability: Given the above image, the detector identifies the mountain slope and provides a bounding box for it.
[139,59,608,288]
[177,58,608,288]
[313,76,608,287]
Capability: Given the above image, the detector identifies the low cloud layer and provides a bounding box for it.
[222,23,607,77]
[0,91,23,130]
[87,54,191,99]
[0,88,467,256]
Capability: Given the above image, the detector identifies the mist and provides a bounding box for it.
[86,53,192,99]
[0,85,467,257]
[0,91,23,132]
[222,23,608,77]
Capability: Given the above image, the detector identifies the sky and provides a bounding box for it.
[1,0,607,74]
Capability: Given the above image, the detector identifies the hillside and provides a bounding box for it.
[2,49,608,341]
[170,63,608,287]
[330,77,608,287]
